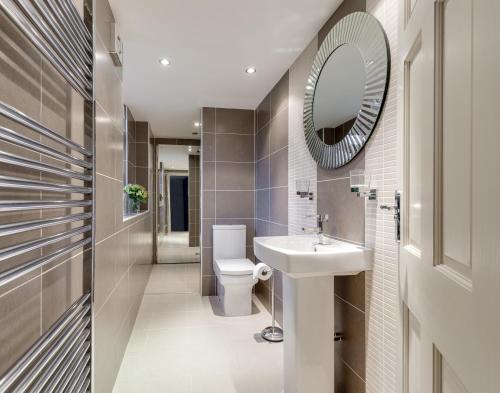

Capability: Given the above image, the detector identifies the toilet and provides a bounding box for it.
[213,225,258,316]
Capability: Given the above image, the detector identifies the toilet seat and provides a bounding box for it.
[214,258,254,276]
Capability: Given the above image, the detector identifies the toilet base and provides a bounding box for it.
[216,274,257,317]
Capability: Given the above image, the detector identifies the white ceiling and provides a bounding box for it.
[158,145,199,171]
[108,0,343,138]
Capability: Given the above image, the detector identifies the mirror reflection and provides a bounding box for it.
[313,44,366,145]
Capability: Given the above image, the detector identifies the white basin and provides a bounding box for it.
[253,235,372,278]
[253,235,372,393]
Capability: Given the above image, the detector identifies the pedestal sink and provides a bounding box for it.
[253,235,372,393]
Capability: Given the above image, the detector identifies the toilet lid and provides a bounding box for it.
[215,258,254,276]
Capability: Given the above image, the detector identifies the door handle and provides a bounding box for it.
[380,191,401,242]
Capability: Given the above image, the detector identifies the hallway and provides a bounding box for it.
[112,265,283,393]
[158,232,200,264]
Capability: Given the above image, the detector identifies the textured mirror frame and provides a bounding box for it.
[304,12,390,168]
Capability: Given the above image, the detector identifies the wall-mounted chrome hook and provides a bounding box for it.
[379,191,401,242]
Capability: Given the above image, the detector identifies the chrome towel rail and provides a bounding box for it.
[0,294,91,393]
[0,225,91,262]
[0,175,92,193]
[0,150,92,181]
[28,330,90,393]
[32,0,92,66]
[0,200,93,211]
[0,101,92,157]
[0,238,92,287]
[0,0,92,99]
[43,340,90,393]
[0,126,93,169]
[59,0,92,43]
[0,212,92,236]
[14,0,92,81]
[11,316,90,393]
[0,0,95,390]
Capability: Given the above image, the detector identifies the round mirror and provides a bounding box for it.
[304,12,390,168]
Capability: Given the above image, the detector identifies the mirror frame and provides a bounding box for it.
[303,12,390,168]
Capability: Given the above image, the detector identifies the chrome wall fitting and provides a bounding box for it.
[379,190,401,242]
[261,269,283,343]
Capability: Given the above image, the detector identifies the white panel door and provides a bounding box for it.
[399,0,500,392]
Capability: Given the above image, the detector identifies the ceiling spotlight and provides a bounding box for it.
[188,146,192,152]
[194,121,201,127]
[245,67,257,74]
[159,58,171,66]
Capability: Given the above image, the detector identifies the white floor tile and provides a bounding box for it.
[112,263,283,393]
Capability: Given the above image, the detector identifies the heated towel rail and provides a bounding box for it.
[0,0,94,391]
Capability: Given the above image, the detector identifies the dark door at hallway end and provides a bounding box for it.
[170,175,188,231]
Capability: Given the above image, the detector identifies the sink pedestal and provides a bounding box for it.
[283,275,335,393]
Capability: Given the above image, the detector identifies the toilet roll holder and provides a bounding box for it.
[261,268,283,342]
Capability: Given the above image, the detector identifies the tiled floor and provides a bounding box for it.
[158,232,200,264]
[112,264,284,393]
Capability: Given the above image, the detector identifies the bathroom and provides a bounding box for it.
[0,0,499,392]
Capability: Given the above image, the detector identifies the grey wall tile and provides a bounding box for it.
[256,157,270,190]
[317,178,364,244]
[334,296,366,380]
[202,218,215,247]
[257,93,271,131]
[215,108,254,134]
[216,162,254,190]
[270,187,288,225]
[255,124,270,161]
[202,162,215,190]
[202,107,216,132]
[269,107,288,154]
[255,219,270,237]
[270,147,288,188]
[335,272,365,312]
[256,189,270,221]
[215,191,254,219]
[216,134,254,162]
[202,132,215,162]
[270,71,289,119]
[202,191,215,218]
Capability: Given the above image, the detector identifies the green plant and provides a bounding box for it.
[124,183,148,212]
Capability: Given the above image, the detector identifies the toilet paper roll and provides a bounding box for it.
[253,262,272,281]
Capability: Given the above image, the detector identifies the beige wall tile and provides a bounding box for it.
[0,277,41,376]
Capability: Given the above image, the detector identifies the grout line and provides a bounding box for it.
[341,358,367,384]
[335,294,365,315]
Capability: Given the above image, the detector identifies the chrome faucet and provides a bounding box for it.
[303,214,329,244]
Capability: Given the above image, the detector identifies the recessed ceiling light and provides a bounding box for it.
[159,58,171,66]
[194,122,201,127]
[245,67,257,74]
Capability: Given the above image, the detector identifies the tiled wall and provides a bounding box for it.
[0,4,90,376]
[188,155,200,247]
[93,0,154,392]
[201,108,255,296]
[254,72,290,323]
[364,1,400,392]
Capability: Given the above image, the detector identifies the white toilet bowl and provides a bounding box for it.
[212,225,257,317]
[214,258,258,316]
